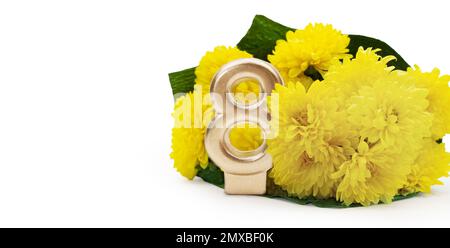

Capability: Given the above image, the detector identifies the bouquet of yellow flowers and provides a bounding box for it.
[168,15,450,207]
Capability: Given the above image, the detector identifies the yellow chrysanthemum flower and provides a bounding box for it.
[268,23,351,88]
[229,123,263,151]
[195,46,253,94]
[326,48,432,151]
[395,66,450,140]
[268,82,356,199]
[170,86,214,179]
[332,141,411,206]
[401,139,450,194]
[347,79,432,150]
[325,47,396,98]
[170,86,266,179]
[321,47,434,205]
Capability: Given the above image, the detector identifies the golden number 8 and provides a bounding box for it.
[204,58,284,195]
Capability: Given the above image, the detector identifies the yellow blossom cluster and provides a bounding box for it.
[170,24,450,206]
[269,46,449,206]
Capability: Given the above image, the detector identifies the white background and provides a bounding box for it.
[0,0,449,227]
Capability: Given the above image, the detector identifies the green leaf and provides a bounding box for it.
[168,67,196,96]
[393,192,420,201]
[348,35,410,70]
[196,162,224,188]
[237,15,292,60]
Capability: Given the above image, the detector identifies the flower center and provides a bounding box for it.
[299,153,314,166]
[367,162,378,176]
[293,110,309,126]
[387,109,399,124]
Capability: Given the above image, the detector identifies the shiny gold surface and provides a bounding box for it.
[204,58,284,195]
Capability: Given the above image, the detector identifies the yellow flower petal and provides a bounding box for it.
[269,23,351,88]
